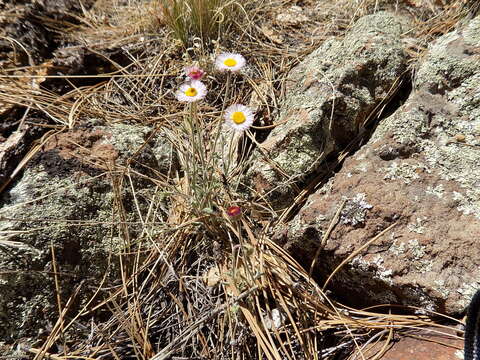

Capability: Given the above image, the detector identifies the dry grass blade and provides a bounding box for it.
[309,200,346,277]
[323,223,397,291]
[151,285,259,360]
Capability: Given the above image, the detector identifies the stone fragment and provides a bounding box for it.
[351,327,463,360]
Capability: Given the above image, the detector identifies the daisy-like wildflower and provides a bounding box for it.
[215,53,246,72]
[184,65,205,80]
[175,80,207,102]
[226,206,242,220]
[224,104,254,132]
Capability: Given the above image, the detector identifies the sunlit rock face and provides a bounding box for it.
[276,16,480,315]
[246,12,411,210]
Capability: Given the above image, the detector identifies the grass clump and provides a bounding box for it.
[158,0,243,47]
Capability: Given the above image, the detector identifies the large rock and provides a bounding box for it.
[0,121,176,341]
[277,16,480,314]
[246,12,411,209]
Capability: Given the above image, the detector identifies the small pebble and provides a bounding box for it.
[454,134,466,142]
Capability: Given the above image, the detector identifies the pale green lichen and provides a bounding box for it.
[370,107,429,145]
[352,254,394,286]
[0,167,123,339]
[287,216,324,251]
[318,177,335,195]
[247,12,411,208]
[407,217,428,234]
[452,191,480,218]
[370,17,480,219]
[408,239,425,259]
[381,161,425,184]
[388,238,433,273]
[359,254,394,286]
[340,193,373,226]
[425,184,445,199]
[354,162,370,173]
[415,17,480,93]
[423,139,480,218]
[389,239,407,256]
[433,279,451,298]
[458,282,480,308]
[284,15,480,316]
[0,122,173,341]
[407,239,434,273]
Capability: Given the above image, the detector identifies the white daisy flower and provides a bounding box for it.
[215,53,246,72]
[224,104,254,132]
[175,80,207,102]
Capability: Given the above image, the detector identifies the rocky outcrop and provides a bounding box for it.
[276,16,480,314]
[246,12,411,209]
[0,122,176,340]
[1,2,478,354]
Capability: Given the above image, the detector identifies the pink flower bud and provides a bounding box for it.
[184,66,205,80]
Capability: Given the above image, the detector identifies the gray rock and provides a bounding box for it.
[0,123,175,341]
[277,16,480,314]
[246,12,411,209]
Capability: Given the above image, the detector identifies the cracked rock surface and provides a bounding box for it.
[275,16,480,314]
[246,11,411,209]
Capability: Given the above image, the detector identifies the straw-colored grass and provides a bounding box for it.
[157,0,246,47]
[0,0,474,358]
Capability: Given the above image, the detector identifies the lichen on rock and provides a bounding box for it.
[276,14,480,314]
[246,11,412,209]
[0,122,176,341]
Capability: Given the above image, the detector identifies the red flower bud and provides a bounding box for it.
[226,206,242,220]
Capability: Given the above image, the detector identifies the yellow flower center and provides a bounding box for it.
[232,111,246,124]
[224,58,237,67]
[185,87,197,97]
